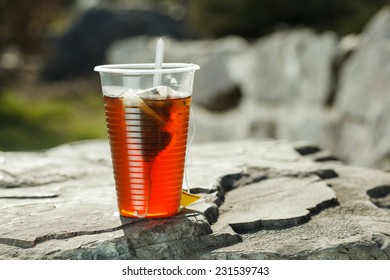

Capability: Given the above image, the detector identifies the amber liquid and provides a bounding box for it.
[104,95,191,218]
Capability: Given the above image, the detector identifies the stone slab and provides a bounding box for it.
[1,139,390,259]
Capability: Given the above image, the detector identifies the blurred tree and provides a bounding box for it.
[0,0,74,53]
[187,0,390,38]
[0,0,389,53]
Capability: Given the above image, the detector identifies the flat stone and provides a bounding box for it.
[1,139,390,260]
[218,177,337,233]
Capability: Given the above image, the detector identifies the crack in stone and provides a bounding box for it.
[0,194,58,199]
[220,167,339,191]
[367,185,390,209]
[0,175,80,188]
[314,155,341,162]
[0,224,137,249]
[230,214,311,233]
[0,168,88,189]
[295,145,321,155]
[306,197,340,216]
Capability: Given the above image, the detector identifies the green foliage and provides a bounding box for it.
[0,0,74,52]
[0,88,107,151]
[187,0,390,37]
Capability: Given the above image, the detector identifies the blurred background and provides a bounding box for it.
[1,0,390,168]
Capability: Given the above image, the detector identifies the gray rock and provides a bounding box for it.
[189,103,252,143]
[335,40,390,168]
[192,55,242,111]
[276,106,341,153]
[1,139,390,260]
[336,41,390,122]
[362,5,390,42]
[231,29,337,106]
[41,8,195,80]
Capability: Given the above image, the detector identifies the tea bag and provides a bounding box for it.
[123,88,165,124]
[137,85,179,100]
[123,87,174,161]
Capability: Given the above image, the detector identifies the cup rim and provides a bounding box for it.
[94,63,200,74]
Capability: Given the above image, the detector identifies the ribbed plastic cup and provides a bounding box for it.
[94,63,199,218]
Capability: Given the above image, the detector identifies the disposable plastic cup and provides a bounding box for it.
[94,63,199,218]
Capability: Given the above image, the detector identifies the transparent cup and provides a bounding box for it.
[94,63,199,218]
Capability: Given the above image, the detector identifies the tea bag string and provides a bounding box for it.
[183,107,196,193]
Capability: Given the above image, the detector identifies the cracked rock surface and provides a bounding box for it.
[1,139,390,259]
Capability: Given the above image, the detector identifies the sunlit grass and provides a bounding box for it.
[0,85,108,151]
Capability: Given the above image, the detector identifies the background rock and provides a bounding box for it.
[362,6,390,42]
[42,8,196,81]
[233,29,337,106]
[335,39,390,167]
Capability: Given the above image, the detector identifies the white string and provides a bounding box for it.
[183,107,196,193]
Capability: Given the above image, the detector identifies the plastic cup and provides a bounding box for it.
[94,63,199,218]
